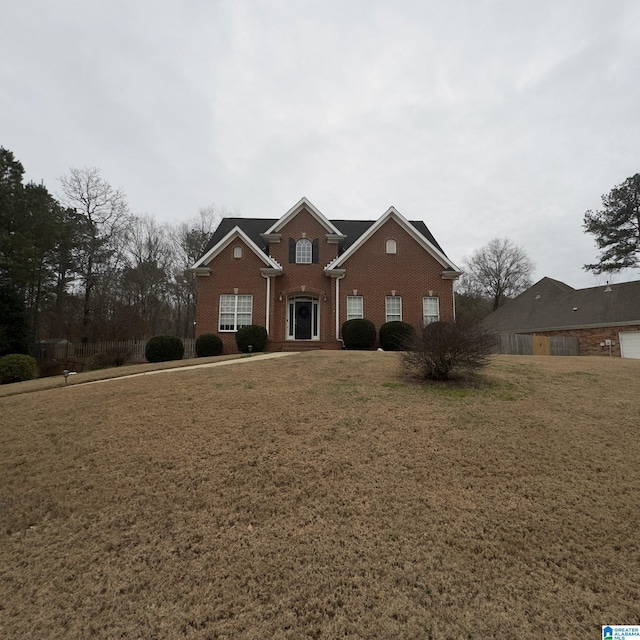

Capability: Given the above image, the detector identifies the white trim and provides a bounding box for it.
[219,294,253,332]
[191,226,281,270]
[264,197,343,236]
[295,238,312,263]
[385,296,402,322]
[346,295,364,320]
[334,272,345,340]
[422,296,440,325]
[325,207,461,274]
[286,295,320,341]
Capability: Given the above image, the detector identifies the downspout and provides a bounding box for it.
[452,285,456,322]
[262,273,271,335]
[335,273,345,342]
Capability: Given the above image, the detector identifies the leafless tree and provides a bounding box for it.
[170,206,227,336]
[59,167,132,341]
[459,238,534,311]
[119,215,174,337]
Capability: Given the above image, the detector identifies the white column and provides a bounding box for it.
[334,274,345,340]
[263,274,271,334]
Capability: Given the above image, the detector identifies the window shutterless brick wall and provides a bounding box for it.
[338,218,455,333]
[195,241,269,354]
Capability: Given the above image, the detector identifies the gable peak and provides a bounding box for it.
[264,197,342,236]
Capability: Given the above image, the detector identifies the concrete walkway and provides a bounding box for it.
[83,352,299,385]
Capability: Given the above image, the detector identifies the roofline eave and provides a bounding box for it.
[489,319,640,333]
[191,226,279,270]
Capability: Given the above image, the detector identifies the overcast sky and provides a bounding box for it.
[3,0,640,288]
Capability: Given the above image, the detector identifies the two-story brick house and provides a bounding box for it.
[191,198,461,352]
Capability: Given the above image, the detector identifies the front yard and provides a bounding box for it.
[1,352,638,638]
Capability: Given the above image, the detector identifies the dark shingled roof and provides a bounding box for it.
[200,218,278,256]
[483,277,640,332]
[199,217,447,258]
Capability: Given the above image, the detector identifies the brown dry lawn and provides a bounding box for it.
[1,352,638,639]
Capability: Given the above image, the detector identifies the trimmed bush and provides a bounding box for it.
[145,335,184,363]
[341,318,376,350]
[195,333,223,357]
[379,321,415,351]
[402,320,494,381]
[0,353,38,384]
[235,325,268,353]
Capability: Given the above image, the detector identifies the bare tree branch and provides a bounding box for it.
[459,238,534,311]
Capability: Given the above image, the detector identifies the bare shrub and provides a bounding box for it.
[402,320,494,381]
[88,348,130,370]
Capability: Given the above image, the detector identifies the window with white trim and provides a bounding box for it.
[385,296,402,322]
[386,238,397,254]
[296,238,312,263]
[346,296,364,320]
[423,296,440,325]
[219,294,253,331]
[233,246,243,259]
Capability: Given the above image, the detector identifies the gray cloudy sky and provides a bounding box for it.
[3,0,640,288]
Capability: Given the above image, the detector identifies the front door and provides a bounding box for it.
[295,300,313,339]
[287,296,319,340]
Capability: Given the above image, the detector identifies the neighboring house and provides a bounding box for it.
[191,197,461,353]
[483,277,640,358]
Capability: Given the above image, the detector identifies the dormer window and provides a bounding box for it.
[233,246,243,259]
[386,239,397,254]
[296,238,312,264]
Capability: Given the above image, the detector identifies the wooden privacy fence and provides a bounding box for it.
[494,333,578,356]
[38,338,196,363]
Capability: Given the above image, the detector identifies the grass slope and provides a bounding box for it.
[1,352,639,639]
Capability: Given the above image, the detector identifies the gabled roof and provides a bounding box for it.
[263,197,343,236]
[325,206,461,273]
[483,277,640,332]
[191,225,282,270]
[332,219,447,253]
[192,201,459,272]
[199,218,277,257]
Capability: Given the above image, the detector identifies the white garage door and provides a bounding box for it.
[619,332,640,359]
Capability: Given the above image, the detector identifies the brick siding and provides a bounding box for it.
[523,325,640,357]
[195,207,457,353]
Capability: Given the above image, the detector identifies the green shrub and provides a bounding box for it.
[235,325,268,353]
[379,321,415,351]
[402,320,494,381]
[341,318,377,350]
[195,333,223,357]
[0,353,38,384]
[144,335,184,363]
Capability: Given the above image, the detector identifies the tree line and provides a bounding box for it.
[0,147,225,355]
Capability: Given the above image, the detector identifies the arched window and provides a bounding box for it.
[386,239,397,254]
[233,246,243,259]
[296,238,312,263]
